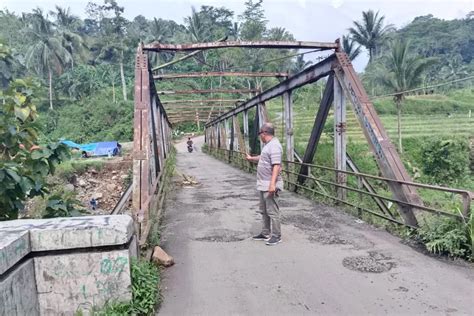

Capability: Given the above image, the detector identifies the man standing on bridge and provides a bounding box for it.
[246,123,284,246]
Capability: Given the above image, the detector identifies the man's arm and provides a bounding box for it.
[268,164,281,194]
[245,154,260,162]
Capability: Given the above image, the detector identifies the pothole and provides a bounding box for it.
[342,251,396,273]
[308,230,348,245]
[223,179,253,186]
[203,207,220,215]
[241,196,259,201]
[283,213,333,231]
[194,229,248,242]
[215,194,243,200]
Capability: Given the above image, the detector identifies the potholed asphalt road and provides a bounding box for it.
[157,136,473,315]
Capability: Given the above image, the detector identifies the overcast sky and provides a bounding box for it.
[1,0,473,71]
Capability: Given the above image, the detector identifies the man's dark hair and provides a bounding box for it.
[261,123,275,136]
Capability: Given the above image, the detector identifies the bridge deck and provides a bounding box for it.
[158,136,473,315]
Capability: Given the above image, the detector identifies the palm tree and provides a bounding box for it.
[349,10,393,62]
[146,18,174,68]
[377,39,436,153]
[185,7,211,65]
[25,8,72,110]
[50,6,80,30]
[50,6,88,69]
[342,35,361,61]
[185,7,209,42]
[292,55,312,74]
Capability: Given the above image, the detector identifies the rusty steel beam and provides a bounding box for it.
[333,52,420,227]
[144,40,338,52]
[164,105,235,110]
[206,54,337,127]
[169,116,216,120]
[156,89,259,95]
[169,117,218,123]
[152,50,200,71]
[167,112,230,117]
[169,115,214,119]
[154,72,288,80]
[152,36,228,71]
[166,110,231,115]
[297,75,334,189]
[161,99,245,105]
[171,120,210,124]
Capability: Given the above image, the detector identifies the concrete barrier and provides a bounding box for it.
[0,215,137,315]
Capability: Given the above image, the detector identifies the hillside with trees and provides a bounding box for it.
[0,3,472,140]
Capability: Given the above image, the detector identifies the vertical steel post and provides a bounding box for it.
[283,91,294,190]
[243,109,249,152]
[160,111,167,158]
[334,75,347,201]
[257,104,264,149]
[216,123,220,149]
[224,118,230,150]
[283,91,294,163]
[196,109,200,131]
[229,117,235,162]
[133,46,151,235]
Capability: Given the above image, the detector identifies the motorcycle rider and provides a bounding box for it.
[187,137,193,152]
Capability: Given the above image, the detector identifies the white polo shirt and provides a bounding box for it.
[256,137,284,191]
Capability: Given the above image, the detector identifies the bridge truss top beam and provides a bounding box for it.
[156,89,259,95]
[154,72,288,80]
[161,99,245,105]
[144,40,339,52]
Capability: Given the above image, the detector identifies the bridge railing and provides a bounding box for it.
[133,45,174,246]
[204,146,472,229]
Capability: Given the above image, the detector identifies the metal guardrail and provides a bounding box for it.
[110,183,132,215]
[205,147,473,228]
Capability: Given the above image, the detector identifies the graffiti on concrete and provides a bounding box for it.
[35,251,132,313]
[100,256,128,275]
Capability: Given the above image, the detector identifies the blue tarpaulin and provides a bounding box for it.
[62,140,119,157]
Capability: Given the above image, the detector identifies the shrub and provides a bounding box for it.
[42,192,86,218]
[417,214,472,259]
[420,137,469,184]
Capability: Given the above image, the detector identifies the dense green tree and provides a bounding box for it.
[24,9,72,110]
[292,55,312,74]
[146,18,179,67]
[50,6,81,31]
[239,0,267,40]
[56,64,106,100]
[87,0,130,101]
[349,10,393,62]
[376,39,436,153]
[0,43,70,220]
[185,7,209,42]
[51,6,87,69]
[0,39,17,88]
[0,10,28,50]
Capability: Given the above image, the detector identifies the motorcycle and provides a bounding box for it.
[187,144,193,152]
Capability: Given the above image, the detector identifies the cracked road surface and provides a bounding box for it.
[157,136,473,315]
